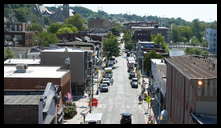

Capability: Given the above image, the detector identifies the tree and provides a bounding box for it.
[56,26,78,35]
[64,14,86,31]
[185,47,208,56]
[192,19,202,41]
[27,23,43,32]
[33,32,59,46]
[103,33,120,58]
[143,50,163,74]
[151,34,169,52]
[111,22,123,36]
[190,36,200,46]
[4,47,15,59]
[47,23,63,33]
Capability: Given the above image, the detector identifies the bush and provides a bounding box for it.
[64,102,77,119]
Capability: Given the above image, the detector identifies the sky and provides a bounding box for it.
[44,4,217,22]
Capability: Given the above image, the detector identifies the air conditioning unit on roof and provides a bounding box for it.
[15,63,28,73]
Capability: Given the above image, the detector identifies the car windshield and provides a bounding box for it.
[101,84,108,87]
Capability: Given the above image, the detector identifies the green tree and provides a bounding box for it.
[143,50,163,74]
[14,7,30,22]
[103,33,120,58]
[151,33,169,52]
[47,23,63,33]
[111,22,123,36]
[185,47,208,56]
[27,23,43,32]
[56,26,78,35]
[190,36,200,46]
[33,32,59,46]
[64,14,86,31]
[4,47,15,59]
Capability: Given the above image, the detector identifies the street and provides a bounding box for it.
[93,48,146,124]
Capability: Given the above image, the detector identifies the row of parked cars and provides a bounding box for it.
[99,57,116,92]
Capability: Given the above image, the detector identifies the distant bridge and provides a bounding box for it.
[169,44,208,50]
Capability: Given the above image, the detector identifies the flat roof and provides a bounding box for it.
[165,56,217,80]
[132,26,168,29]
[4,94,41,105]
[151,59,166,65]
[4,59,40,65]
[4,66,69,78]
[42,47,84,53]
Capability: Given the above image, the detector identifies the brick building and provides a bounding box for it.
[4,65,71,101]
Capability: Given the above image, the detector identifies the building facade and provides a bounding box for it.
[4,82,62,124]
[205,28,217,55]
[132,26,169,42]
[40,47,94,96]
[165,56,217,124]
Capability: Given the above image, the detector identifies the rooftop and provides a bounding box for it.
[42,47,84,53]
[4,59,40,65]
[4,66,69,78]
[131,26,168,29]
[4,94,42,105]
[165,56,217,80]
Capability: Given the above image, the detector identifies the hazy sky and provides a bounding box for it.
[44,4,217,22]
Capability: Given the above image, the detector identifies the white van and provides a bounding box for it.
[85,113,102,124]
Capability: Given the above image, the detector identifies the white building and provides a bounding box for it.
[205,28,217,55]
[151,59,166,97]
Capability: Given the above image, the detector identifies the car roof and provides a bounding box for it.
[121,112,132,116]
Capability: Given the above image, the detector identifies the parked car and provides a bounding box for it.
[104,72,113,78]
[102,81,111,86]
[102,77,113,85]
[129,72,136,79]
[131,77,138,88]
[120,112,132,124]
[99,84,109,92]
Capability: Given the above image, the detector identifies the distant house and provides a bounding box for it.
[132,26,169,42]
[88,17,112,32]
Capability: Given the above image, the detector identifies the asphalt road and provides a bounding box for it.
[93,50,146,124]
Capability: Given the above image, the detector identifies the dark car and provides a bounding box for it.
[129,72,136,79]
[99,84,108,92]
[120,112,132,124]
[131,78,138,88]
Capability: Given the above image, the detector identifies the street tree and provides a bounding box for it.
[103,33,120,58]
[143,50,163,75]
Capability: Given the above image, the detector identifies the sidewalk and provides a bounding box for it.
[64,69,103,124]
[139,73,157,124]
